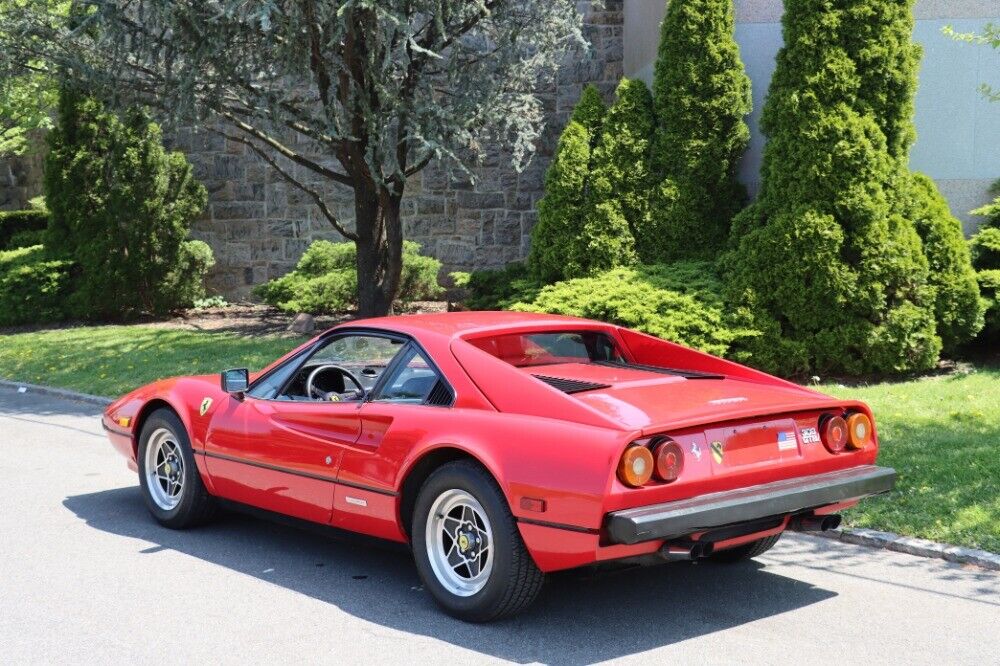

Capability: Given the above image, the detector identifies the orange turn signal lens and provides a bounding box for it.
[653,439,684,483]
[820,414,848,453]
[618,445,654,488]
[845,412,873,449]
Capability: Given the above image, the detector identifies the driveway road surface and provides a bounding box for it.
[0,385,998,665]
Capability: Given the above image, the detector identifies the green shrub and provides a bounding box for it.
[724,0,941,376]
[970,182,1000,341]
[511,263,758,358]
[591,79,655,257]
[255,240,443,314]
[451,262,540,310]
[44,90,209,319]
[0,208,48,249]
[7,228,47,249]
[646,0,752,261]
[906,173,983,351]
[528,86,636,282]
[0,245,74,326]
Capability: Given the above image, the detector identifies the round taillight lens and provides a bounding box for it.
[846,412,873,449]
[653,439,684,483]
[821,414,848,453]
[618,445,654,488]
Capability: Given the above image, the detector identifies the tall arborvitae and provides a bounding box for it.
[529,84,636,282]
[725,0,942,376]
[647,0,752,260]
[528,86,606,283]
[590,78,655,258]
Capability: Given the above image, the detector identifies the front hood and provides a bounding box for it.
[526,363,842,434]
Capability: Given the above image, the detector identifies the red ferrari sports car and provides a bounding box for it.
[102,311,894,621]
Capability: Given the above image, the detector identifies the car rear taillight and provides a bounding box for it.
[618,445,654,488]
[820,414,848,453]
[845,412,873,449]
[653,439,684,483]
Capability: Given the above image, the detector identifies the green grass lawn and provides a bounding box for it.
[824,370,1000,553]
[0,325,301,398]
[0,324,997,552]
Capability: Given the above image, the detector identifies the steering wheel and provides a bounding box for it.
[305,364,366,401]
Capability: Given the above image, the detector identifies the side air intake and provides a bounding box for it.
[532,374,611,395]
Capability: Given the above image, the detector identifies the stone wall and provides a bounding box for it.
[180,1,624,299]
[0,147,44,211]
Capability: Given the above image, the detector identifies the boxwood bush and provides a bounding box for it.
[0,209,48,250]
[970,182,1000,342]
[510,262,758,358]
[255,240,443,314]
[0,245,74,326]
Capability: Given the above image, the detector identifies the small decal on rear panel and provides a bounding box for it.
[710,440,725,464]
[777,431,797,451]
[801,427,821,444]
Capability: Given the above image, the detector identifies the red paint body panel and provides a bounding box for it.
[103,312,887,573]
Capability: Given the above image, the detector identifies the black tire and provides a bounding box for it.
[411,460,544,622]
[708,534,781,563]
[137,408,217,529]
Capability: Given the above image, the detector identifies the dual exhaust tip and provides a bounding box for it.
[657,513,842,561]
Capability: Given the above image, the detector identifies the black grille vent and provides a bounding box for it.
[594,361,724,380]
[533,374,611,395]
[426,380,454,406]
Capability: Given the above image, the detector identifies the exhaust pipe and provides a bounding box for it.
[659,541,714,562]
[788,513,842,532]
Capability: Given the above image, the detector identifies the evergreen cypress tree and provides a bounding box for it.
[529,84,636,281]
[725,0,941,375]
[45,89,210,319]
[647,0,752,260]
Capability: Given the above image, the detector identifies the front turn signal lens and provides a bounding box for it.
[618,445,654,488]
[845,412,873,449]
[653,439,684,483]
[820,414,848,453]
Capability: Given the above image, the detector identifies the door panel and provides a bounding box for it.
[204,398,363,524]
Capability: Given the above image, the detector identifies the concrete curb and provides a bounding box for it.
[1,377,998,572]
[816,527,1000,572]
[0,378,113,407]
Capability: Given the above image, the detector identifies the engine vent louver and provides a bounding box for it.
[593,361,724,380]
[532,374,611,395]
[426,380,454,406]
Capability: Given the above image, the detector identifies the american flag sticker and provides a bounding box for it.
[777,431,798,451]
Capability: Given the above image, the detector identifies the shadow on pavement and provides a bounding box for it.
[65,487,836,664]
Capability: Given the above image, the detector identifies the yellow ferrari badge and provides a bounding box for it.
[710,440,725,464]
[200,397,213,416]
[328,394,341,402]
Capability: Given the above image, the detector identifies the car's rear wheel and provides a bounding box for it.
[708,534,781,563]
[137,408,217,529]
[411,460,544,622]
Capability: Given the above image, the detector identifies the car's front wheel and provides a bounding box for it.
[137,408,217,529]
[411,460,544,622]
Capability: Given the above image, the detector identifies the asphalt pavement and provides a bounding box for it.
[1,385,998,665]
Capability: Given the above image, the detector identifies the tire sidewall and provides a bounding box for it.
[411,463,523,621]
[137,409,201,527]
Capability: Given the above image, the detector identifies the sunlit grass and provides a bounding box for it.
[823,368,1000,552]
[0,325,301,398]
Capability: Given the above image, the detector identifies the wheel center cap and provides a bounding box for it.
[164,463,172,475]
[458,533,470,552]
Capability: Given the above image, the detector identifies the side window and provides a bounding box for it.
[246,349,312,400]
[373,347,450,405]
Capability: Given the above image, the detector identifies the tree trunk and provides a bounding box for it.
[354,182,404,317]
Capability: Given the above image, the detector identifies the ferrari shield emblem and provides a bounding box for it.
[710,440,725,464]
[200,397,213,416]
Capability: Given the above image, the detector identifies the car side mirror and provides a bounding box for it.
[221,368,249,395]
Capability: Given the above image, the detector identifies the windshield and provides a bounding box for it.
[467,331,626,368]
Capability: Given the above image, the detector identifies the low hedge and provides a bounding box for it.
[255,240,443,314]
[0,245,74,326]
[510,262,759,358]
[0,209,48,250]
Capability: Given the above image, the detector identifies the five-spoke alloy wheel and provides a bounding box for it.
[412,460,544,622]
[137,408,217,529]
